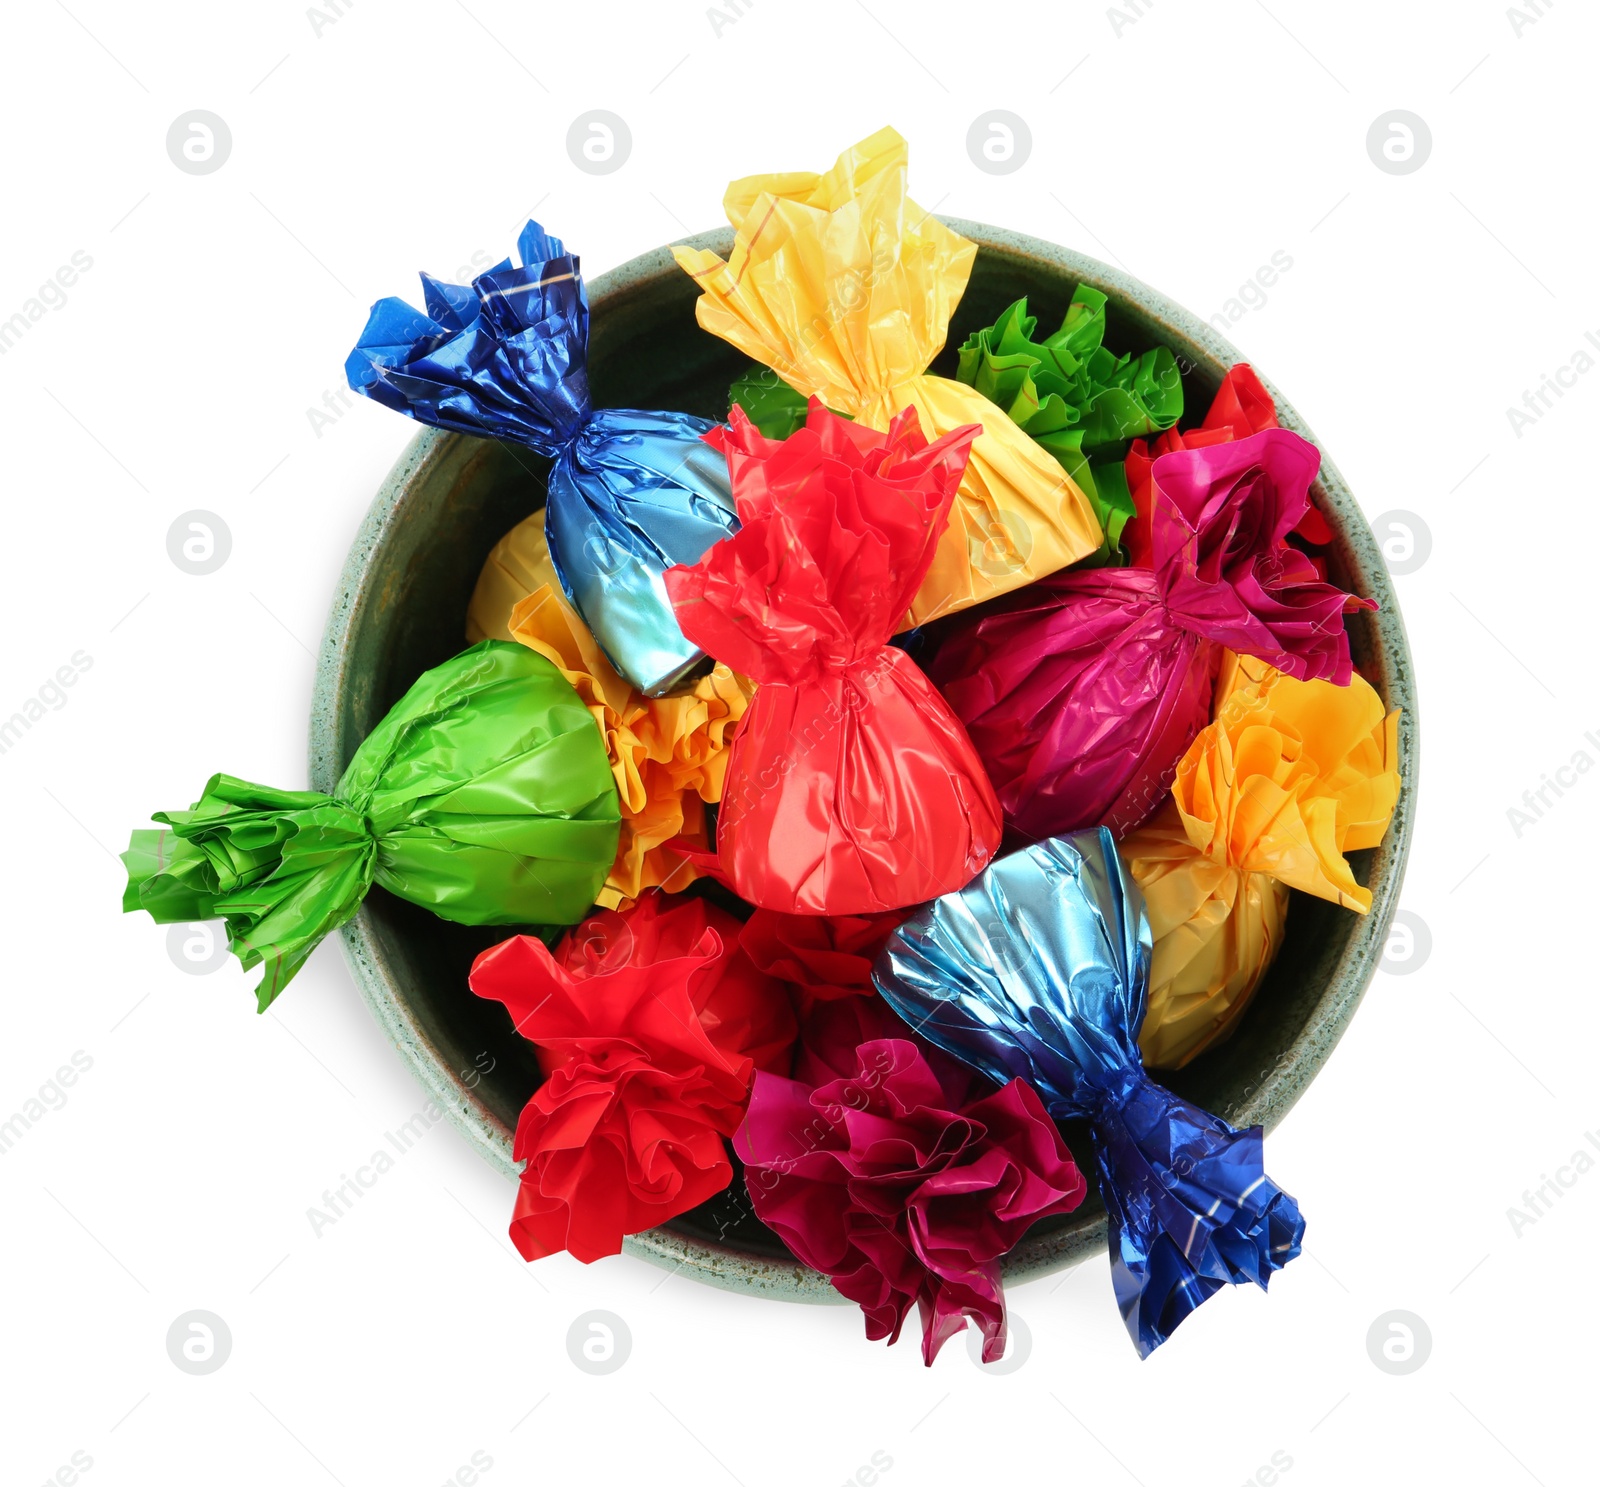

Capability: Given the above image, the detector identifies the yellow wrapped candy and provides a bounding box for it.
[672,127,1102,626]
[1123,655,1401,1069]
[468,514,753,908]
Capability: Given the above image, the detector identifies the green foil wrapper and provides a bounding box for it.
[122,641,621,1010]
[955,288,1183,564]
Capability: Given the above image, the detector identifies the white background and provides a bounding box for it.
[1,1,1592,1483]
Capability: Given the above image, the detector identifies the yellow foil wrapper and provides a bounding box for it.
[672,127,1101,626]
[471,514,754,908]
[1125,656,1401,1069]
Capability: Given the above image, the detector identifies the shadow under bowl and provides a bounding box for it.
[309,222,1418,1302]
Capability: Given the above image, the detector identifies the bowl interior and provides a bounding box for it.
[311,224,1416,1286]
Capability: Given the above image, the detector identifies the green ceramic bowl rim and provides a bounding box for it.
[310,220,1418,1305]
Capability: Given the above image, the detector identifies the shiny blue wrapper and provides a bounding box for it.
[872,828,1305,1356]
[345,221,738,696]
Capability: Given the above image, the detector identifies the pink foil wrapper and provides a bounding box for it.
[931,567,1218,840]
[929,429,1372,842]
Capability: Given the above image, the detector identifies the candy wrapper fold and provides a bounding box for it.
[929,428,1374,841]
[873,829,1305,1356]
[473,514,755,907]
[1124,656,1401,1067]
[666,400,1002,914]
[1123,364,1282,568]
[121,642,621,1009]
[673,127,1102,625]
[346,221,738,695]
[469,891,796,1263]
[736,1035,1087,1364]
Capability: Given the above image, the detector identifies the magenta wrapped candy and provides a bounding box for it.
[735,1001,1086,1365]
[929,428,1373,841]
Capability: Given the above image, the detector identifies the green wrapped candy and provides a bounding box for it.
[955,287,1183,564]
[122,641,621,1010]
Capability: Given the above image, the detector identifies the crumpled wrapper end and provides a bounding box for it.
[468,917,755,1264]
[344,221,590,453]
[122,776,376,1013]
[1124,363,1280,569]
[954,289,1183,566]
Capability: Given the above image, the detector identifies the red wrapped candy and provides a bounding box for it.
[665,400,1002,915]
[468,891,795,1263]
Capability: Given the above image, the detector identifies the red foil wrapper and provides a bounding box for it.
[666,401,1002,914]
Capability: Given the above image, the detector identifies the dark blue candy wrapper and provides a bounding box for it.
[345,221,738,696]
[873,828,1305,1356]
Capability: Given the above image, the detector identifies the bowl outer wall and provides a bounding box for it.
[309,222,1418,1304]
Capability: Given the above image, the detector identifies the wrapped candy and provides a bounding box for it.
[121,642,620,1009]
[346,220,738,696]
[953,290,1183,564]
[872,828,1306,1356]
[929,428,1374,841]
[665,400,1002,914]
[736,1019,1086,1364]
[469,891,796,1263]
[479,517,754,907]
[1123,656,1401,1068]
[673,127,1102,626]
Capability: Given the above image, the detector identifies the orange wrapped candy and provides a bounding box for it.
[1122,655,1400,1068]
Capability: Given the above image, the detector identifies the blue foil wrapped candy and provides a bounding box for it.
[345,221,738,696]
[872,828,1305,1356]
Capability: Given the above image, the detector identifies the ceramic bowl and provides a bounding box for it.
[309,222,1418,1302]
